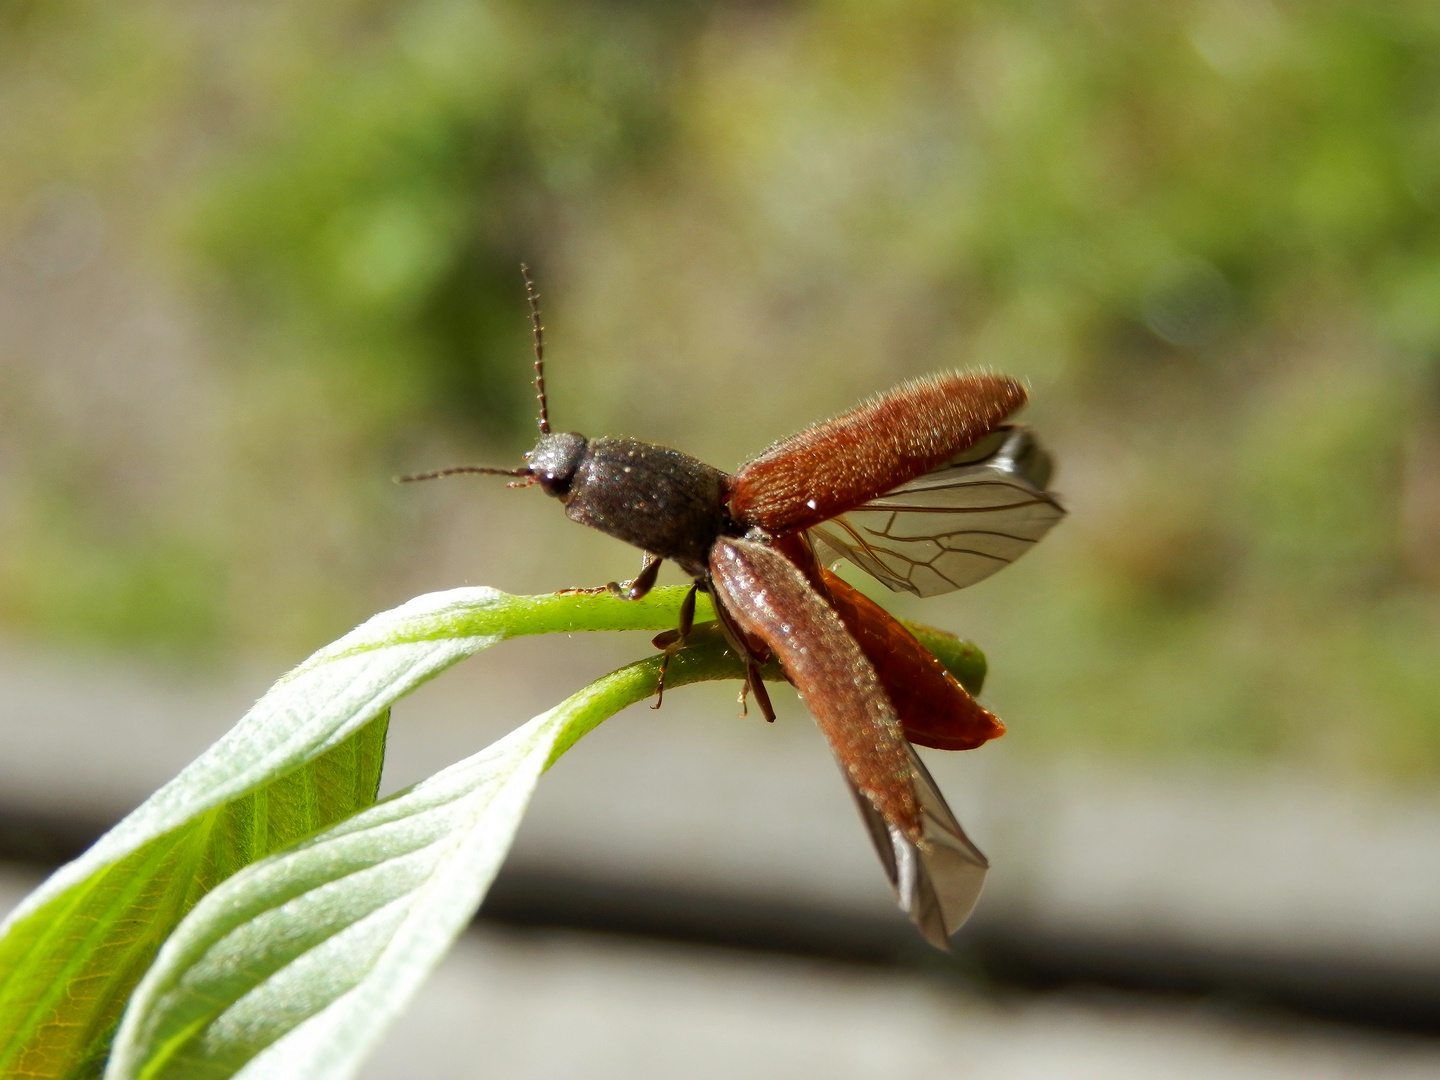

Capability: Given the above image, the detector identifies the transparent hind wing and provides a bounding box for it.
[845,744,988,949]
[808,426,1066,598]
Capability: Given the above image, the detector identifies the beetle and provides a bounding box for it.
[402,268,1065,948]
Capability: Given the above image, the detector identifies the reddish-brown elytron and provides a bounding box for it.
[729,372,1026,535]
[402,269,1065,948]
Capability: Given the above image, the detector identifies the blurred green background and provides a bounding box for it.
[1,0,1437,779]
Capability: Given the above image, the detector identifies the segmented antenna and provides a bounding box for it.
[397,465,529,483]
[520,263,549,435]
[396,268,551,489]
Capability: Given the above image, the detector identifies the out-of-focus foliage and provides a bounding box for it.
[0,0,1437,777]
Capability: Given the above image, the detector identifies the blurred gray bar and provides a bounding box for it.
[3,637,1439,1025]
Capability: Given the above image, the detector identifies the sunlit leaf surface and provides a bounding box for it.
[105,705,567,1080]
[0,586,706,1080]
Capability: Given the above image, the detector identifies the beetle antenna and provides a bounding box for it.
[396,465,529,483]
[520,263,549,435]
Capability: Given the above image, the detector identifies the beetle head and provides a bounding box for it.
[526,432,588,498]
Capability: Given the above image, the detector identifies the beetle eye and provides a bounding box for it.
[537,472,571,497]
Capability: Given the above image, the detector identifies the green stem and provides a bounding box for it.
[321,585,987,735]
[544,623,765,765]
[359,585,987,694]
[431,585,717,641]
[542,615,988,766]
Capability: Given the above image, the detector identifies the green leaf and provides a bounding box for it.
[901,619,987,696]
[104,640,747,1080]
[0,581,986,1080]
[106,711,563,1080]
[0,585,702,1080]
[0,713,389,1080]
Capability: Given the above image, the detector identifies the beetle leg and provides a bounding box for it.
[734,669,775,721]
[607,553,663,601]
[747,662,776,723]
[708,581,777,722]
[677,581,697,635]
[629,554,664,600]
[649,583,697,710]
[562,554,663,598]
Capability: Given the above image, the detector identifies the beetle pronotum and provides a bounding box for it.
[402,268,1065,948]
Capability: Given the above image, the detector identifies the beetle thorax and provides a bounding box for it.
[554,435,733,577]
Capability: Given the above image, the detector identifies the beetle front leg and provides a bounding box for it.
[608,553,663,601]
[559,553,663,599]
